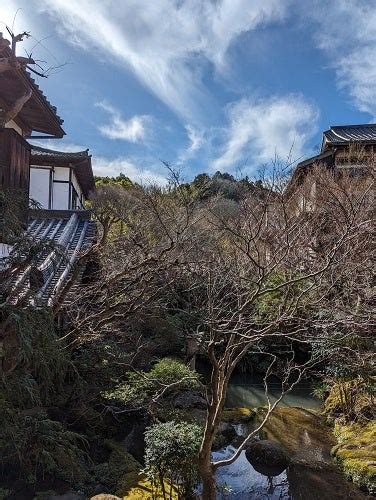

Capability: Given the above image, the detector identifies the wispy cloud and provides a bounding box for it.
[37,0,289,122]
[309,1,376,119]
[211,95,319,171]
[92,156,167,186]
[177,124,206,163]
[96,101,151,142]
[185,125,205,154]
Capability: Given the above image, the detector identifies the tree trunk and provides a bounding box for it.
[199,452,216,500]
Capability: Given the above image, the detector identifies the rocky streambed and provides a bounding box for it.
[213,407,371,499]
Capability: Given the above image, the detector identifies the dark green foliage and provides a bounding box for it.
[102,358,200,410]
[0,309,87,487]
[95,173,133,189]
[144,421,203,498]
[1,308,74,407]
[92,440,140,491]
[0,398,88,483]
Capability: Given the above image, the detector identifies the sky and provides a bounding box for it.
[1,0,375,184]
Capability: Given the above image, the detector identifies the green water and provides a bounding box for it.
[226,373,320,409]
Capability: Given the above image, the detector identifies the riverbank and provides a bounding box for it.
[213,406,372,499]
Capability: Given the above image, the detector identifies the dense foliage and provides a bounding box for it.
[0,161,374,497]
[144,421,203,498]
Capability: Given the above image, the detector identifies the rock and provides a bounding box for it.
[222,407,255,423]
[219,422,237,443]
[122,422,146,463]
[173,391,207,410]
[90,495,122,500]
[245,439,289,477]
[49,492,84,500]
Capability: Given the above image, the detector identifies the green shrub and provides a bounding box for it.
[0,398,88,484]
[144,421,202,499]
[102,358,200,410]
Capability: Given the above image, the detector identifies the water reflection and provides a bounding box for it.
[226,374,320,409]
[213,445,290,499]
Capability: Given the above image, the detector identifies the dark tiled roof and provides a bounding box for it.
[295,149,334,169]
[25,71,64,126]
[4,213,97,307]
[30,145,95,197]
[322,124,376,149]
[0,38,65,137]
[31,145,89,162]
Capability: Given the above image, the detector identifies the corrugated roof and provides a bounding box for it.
[322,124,376,150]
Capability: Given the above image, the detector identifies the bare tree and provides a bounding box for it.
[58,162,373,498]
[192,164,374,498]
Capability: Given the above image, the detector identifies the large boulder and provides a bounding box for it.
[90,496,121,500]
[219,422,237,443]
[173,390,207,410]
[122,421,147,463]
[245,439,289,477]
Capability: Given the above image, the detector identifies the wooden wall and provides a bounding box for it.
[0,128,31,231]
[0,128,30,194]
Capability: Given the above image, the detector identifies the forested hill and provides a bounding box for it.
[94,170,269,202]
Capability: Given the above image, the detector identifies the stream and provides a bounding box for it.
[211,374,370,499]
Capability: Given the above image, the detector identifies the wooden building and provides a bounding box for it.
[30,146,94,210]
[0,32,97,306]
[287,124,376,211]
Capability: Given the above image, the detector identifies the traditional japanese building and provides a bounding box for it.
[287,123,376,211]
[30,145,94,211]
[0,32,97,307]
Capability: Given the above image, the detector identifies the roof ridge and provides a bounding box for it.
[330,123,376,129]
[31,145,89,156]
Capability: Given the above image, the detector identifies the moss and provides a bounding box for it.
[93,440,141,491]
[121,474,178,499]
[332,421,376,494]
[222,407,255,423]
[324,380,375,422]
[0,489,10,500]
[258,407,334,457]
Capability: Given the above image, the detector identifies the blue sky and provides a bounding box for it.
[1,0,375,184]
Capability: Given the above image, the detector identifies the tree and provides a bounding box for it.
[62,162,374,497]
[191,164,374,497]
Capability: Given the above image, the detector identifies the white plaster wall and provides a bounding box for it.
[71,170,84,207]
[29,167,51,208]
[54,166,70,181]
[53,182,70,210]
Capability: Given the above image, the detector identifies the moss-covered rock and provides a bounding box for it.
[92,440,141,493]
[222,407,255,423]
[332,421,376,494]
[258,407,335,460]
[324,380,375,422]
[121,475,178,499]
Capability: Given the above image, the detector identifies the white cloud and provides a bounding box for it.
[178,124,206,163]
[310,1,376,119]
[92,156,167,186]
[96,101,151,142]
[185,125,204,153]
[36,0,289,122]
[212,95,319,171]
